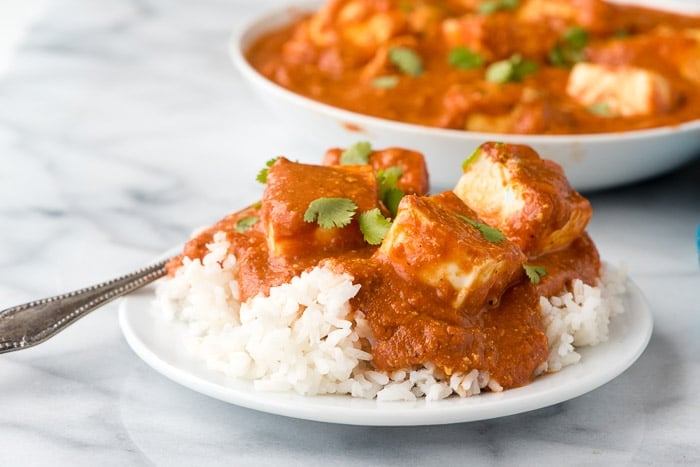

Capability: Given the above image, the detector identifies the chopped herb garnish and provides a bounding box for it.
[303,197,358,229]
[377,166,405,217]
[462,148,481,170]
[478,0,519,15]
[235,216,258,233]
[486,54,538,83]
[383,187,405,218]
[372,75,400,89]
[587,102,615,117]
[389,47,424,77]
[456,214,506,243]
[377,166,404,193]
[523,264,547,284]
[358,208,392,245]
[448,47,485,70]
[252,200,262,209]
[340,141,372,165]
[548,27,589,67]
[256,157,280,184]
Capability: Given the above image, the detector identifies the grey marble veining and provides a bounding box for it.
[1,0,699,465]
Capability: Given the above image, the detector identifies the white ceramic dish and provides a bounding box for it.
[230,1,700,192]
[118,275,652,426]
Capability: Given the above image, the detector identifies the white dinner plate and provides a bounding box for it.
[118,277,652,426]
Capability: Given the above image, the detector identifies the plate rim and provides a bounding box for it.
[118,272,653,426]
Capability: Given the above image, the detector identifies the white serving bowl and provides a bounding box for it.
[230,1,700,191]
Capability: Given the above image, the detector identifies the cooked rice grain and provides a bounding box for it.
[156,232,626,401]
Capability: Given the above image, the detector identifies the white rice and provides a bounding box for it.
[156,232,626,401]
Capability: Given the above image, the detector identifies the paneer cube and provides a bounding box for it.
[566,63,674,117]
[307,0,406,51]
[518,0,614,34]
[453,142,591,257]
[323,146,430,195]
[676,30,700,85]
[375,191,525,313]
[261,157,378,257]
[441,13,555,61]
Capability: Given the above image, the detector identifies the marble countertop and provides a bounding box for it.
[1,0,699,465]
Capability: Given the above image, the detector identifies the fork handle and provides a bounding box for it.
[0,258,171,354]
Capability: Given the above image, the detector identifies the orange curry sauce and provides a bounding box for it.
[246,0,700,134]
[168,143,600,389]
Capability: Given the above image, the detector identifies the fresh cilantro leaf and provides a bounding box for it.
[456,214,507,243]
[372,75,400,89]
[235,216,258,233]
[383,187,405,218]
[485,59,514,83]
[478,0,519,15]
[448,47,485,70]
[549,27,589,67]
[256,157,280,184]
[564,27,589,49]
[251,200,262,209]
[340,141,372,165]
[377,166,404,192]
[486,54,538,83]
[462,148,481,170]
[303,197,358,229]
[358,208,392,245]
[523,264,547,284]
[377,166,405,217]
[389,47,424,77]
[587,102,615,117]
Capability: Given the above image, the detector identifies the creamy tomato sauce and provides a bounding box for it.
[246,0,700,134]
[168,142,601,390]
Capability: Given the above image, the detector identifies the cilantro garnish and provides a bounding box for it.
[448,47,485,70]
[564,27,589,49]
[377,166,405,217]
[462,148,481,171]
[377,166,403,192]
[358,208,392,245]
[256,157,280,184]
[549,27,589,68]
[456,214,506,243]
[587,102,614,117]
[523,264,547,284]
[478,0,519,15]
[383,188,405,218]
[235,216,258,233]
[372,75,400,89]
[389,47,424,77]
[340,141,372,165]
[303,197,358,229]
[486,54,538,83]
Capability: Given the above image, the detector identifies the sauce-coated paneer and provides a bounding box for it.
[441,13,556,62]
[453,142,591,257]
[518,0,614,34]
[566,63,674,117]
[323,146,430,195]
[262,157,378,257]
[376,191,525,313]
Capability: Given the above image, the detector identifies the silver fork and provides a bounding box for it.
[0,258,172,354]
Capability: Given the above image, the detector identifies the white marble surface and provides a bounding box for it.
[0,0,699,465]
